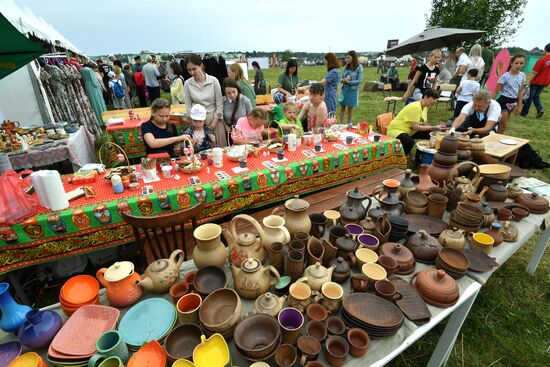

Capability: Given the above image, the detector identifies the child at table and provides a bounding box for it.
[492,54,526,134]
[182,104,216,152]
[233,108,268,144]
[298,83,328,131]
[277,102,304,135]
[270,92,285,122]
[454,69,480,117]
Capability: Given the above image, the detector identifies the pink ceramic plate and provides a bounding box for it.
[50,304,120,356]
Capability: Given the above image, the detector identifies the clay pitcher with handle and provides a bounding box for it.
[224,214,266,266]
[272,195,311,238]
[96,261,143,308]
[262,215,291,251]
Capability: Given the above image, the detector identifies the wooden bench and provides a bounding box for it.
[101,104,187,122]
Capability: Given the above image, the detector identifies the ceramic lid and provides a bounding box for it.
[242,258,261,273]
[481,202,493,214]
[257,292,277,310]
[415,269,459,303]
[308,262,328,278]
[330,257,350,273]
[335,236,356,252]
[379,243,414,265]
[237,233,256,246]
[104,261,134,282]
[347,187,365,200]
[443,132,458,142]
[286,195,309,211]
[516,193,549,213]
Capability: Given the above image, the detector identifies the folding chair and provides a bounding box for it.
[382,83,403,114]
[436,83,457,111]
[375,112,394,135]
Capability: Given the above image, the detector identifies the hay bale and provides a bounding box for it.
[363,81,379,92]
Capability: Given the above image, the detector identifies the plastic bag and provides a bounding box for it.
[0,170,38,225]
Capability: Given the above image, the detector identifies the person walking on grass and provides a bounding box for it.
[492,54,526,134]
[521,42,550,119]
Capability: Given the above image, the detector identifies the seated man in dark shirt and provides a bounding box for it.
[141,98,187,156]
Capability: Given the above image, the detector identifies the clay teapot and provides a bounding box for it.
[224,214,266,267]
[298,262,335,291]
[231,258,280,299]
[405,230,442,263]
[507,182,523,199]
[377,191,404,217]
[272,195,311,237]
[449,162,481,198]
[137,249,184,293]
[500,221,518,242]
[262,215,291,250]
[96,261,143,307]
[438,228,465,250]
[254,292,287,317]
[339,187,372,224]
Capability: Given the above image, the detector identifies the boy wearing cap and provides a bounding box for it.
[387,63,400,91]
[183,104,216,152]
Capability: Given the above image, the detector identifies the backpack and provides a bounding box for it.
[134,71,145,88]
[112,80,125,99]
[515,144,550,169]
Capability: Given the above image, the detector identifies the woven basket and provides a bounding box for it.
[178,136,202,174]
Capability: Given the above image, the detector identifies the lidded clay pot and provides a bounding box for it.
[413,269,459,307]
[329,257,351,284]
[515,193,549,214]
[405,230,442,263]
[378,242,415,275]
[507,183,523,199]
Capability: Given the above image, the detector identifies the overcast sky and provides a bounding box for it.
[11,0,548,56]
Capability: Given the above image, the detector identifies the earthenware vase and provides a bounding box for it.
[193,223,227,269]
[18,309,62,349]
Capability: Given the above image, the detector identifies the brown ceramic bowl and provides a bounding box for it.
[306,320,328,342]
[164,323,203,362]
[193,266,227,297]
[497,207,512,221]
[404,202,428,215]
[377,255,400,275]
[306,303,331,322]
[456,203,484,222]
[437,248,469,272]
[405,190,428,208]
[234,313,281,360]
[511,207,528,222]
[199,287,241,331]
[326,316,346,336]
[434,151,458,166]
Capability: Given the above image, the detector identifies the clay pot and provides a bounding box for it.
[164,324,203,362]
[434,151,458,166]
[193,223,227,269]
[199,288,241,332]
[413,269,459,307]
[405,190,429,208]
[428,161,454,185]
[438,228,465,250]
[399,169,416,198]
[405,230,442,263]
[439,132,459,154]
[427,193,449,219]
[457,149,472,161]
[485,181,508,202]
[324,336,349,367]
[483,223,504,247]
[515,193,549,214]
[347,328,370,358]
[329,257,351,284]
[507,183,523,199]
[415,164,439,193]
[234,313,281,361]
[272,195,312,237]
[96,261,143,308]
[458,134,470,149]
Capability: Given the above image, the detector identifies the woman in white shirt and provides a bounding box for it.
[468,44,485,81]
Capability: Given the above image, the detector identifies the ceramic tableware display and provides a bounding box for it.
[267,242,285,275]
[511,207,529,222]
[274,344,297,367]
[224,214,266,266]
[163,324,202,363]
[299,262,335,291]
[278,307,304,345]
[320,282,344,313]
[137,249,184,293]
[176,293,202,324]
[234,313,281,361]
[17,309,62,349]
[88,330,129,367]
[118,298,175,348]
[254,292,287,317]
[96,261,143,307]
[404,190,428,214]
[272,195,312,237]
[262,215,291,250]
[183,272,196,291]
[231,258,280,299]
[127,340,166,367]
[339,187,371,224]
[198,288,241,337]
[193,223,227,269]
[306,237,325,266]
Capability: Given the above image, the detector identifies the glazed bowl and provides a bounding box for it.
[234,313,281,360]
[361,263,387,284]
[193,266,227,297]
[355,248,378,269]
[199,288,241,332]
[164,324,203,362]
[470,233,494,254]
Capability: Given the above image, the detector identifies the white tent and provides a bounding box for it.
[0,0,84,126]
[398,54,414,62]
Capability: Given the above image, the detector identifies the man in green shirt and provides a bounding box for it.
[481,41,494,86]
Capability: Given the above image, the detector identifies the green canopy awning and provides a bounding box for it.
[0,12,45,80]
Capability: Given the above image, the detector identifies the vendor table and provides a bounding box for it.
[8,126,96,172]
[0,135,406,274]
[482,133,529,164]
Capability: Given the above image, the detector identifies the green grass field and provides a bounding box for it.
[252,66,550,367]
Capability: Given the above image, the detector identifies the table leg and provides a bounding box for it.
[426,287,481,367]
[526,225,550,275]
[7,272,31,306]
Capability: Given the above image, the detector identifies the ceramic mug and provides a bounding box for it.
[323,210,341,227]
[274,344,297,367]
[328,225,348,245]
[306,320,328,342]
[88,330,129,367]
[294,231,310,246]
[361,263,388,288]
[289,281,319,312]
[374,280,402,301]
[169,280,189,304]
[289,239,306,255]
[344,223,364,241]
[176,293,202,324]
[297,335,321,365]
[268,242,286,276]
[161,165,174,178]
[306,303,331,322]
[355,248,379,270]
[325,335,349,367]
[325,315,346,336]
[320,282,344,313]
[278,307,304,345]
[309,213,327,238]
[98,356,124,367]
[347,328,370,357]
[350,274,370,292]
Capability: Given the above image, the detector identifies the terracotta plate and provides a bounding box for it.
[402,214,448,236]
[343,293,403,329]
[128,340,166,367]
[461,249,498,272]
[50,305,120,356]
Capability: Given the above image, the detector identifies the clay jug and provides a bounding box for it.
[339,187,371,224]
[193,223,227,269]
[96,261,143,307]
[399,169,416,198]
[416,164,437,193]
[137,249,184,293]
[231,258,280,299]
[224,214,266,266]
[262,215,291,251]
[428,161,454,185]
[272,196,311,237]
[484,222,504,246]
[439,132,459,153]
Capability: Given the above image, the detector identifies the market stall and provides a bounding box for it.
[0,134,406,274]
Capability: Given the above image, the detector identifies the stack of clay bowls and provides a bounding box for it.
[435,248,469,279]
[59,275,100,316]
[387,215,409,242]
[404,190,428,215]
[456,134,472,163]
[429,132,459,184]
[449,203,483,233]
[199,288,241,339]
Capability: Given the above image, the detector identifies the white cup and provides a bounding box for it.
[161,165,174,178]
[144,168,157,181]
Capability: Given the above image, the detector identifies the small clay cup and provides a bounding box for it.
[306,320,328,342]
[289,239,306,256]
[176,293,202,324]
[169,280,189,304]
[275,344,297,367]
[350,274,370,292]
[278,307,304,345]
[328,225,348,245]
[325,316,346,336]
[428,193,448,219]
[347,328,370,357]
[429,186,448,196]
[324,335,349,367]
[306,303,331,322]
[511,207,528,222]
[309,213,328,238]
[297,335,322,366]
[183,271,196,292]
[377,255,400,275]
[268,242,285,276]
[497,207,512,221]
[374,280,402,301]
[305,362,325,367]
[287,249,306,281]
[294,231,310,245]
